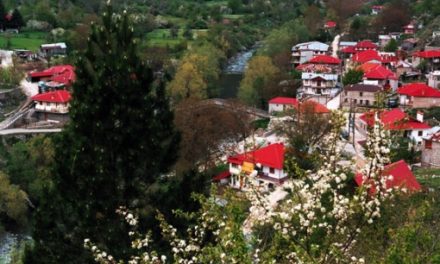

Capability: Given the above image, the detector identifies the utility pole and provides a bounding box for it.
[348,99,355,149]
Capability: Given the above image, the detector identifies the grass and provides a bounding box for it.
[145,29,185,47]
[0,31,47,51]
[223,14,247,20]
[414,168,440,189]
[205,1,228,7]
[160,16,188,27]
[144,28,209,47]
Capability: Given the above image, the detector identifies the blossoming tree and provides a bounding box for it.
[85,111,397,263]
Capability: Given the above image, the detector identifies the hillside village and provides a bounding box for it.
[1,0,440,262]
[0,2,439,192]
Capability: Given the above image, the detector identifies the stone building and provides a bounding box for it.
[421,131,440,168]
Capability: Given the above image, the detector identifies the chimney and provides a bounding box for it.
[417,111,424,123]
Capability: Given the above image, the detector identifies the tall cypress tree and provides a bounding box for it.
[25,3,178,263]
[10,9,24,29]
[0,1,5,31]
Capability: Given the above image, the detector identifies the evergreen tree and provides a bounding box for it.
[25,4,178,263]
[10,9,24,29]
[0,0,5,31]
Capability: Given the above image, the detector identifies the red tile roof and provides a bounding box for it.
[398,83,440,98]
[213,171,231,181]
[363,65,397,80]
[357,62,381,73]
[269,97,299,106]
[355,40,378,50]
[380,54,398,64]
[29,65,76,86]
[228,143,284,170]
[359,109,431,130]
[301,100,330,114]
[355,160,421,193]
[352,50,382,63]
[295,63,333,73]
[32,90,72,103]
[341,46,357,54]
[325,21,337,28]
[413,50,440,59]
[308,55,341,64]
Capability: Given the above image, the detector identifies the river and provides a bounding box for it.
[218,48,257,98]
[0,232,31,264]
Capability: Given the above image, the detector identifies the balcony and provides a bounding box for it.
[35,104,69,114]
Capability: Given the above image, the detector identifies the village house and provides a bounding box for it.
[371,5,384,15]
[291,41,329,67]
[357,108,431,145]
[29,65,76,92]
[32,90,72,122]
[412,49,440,71]
[269,96,330,115]
[268,97,298,114]
[395,60,416,79]
[403,23,416,35]
[421,130,440,168]
[296,55,342,74]
[354,40,378,52]
[226,143,287,190]
[428,71,440,89]
[299,72,339,97]
[341,84,382,108]
[397,83,440,108]
[362,64,398,90]
[355,159,421,192]
[324,21,337,29]
[379,35,392,48]
[401,38,418,51]
[40,42,67,57]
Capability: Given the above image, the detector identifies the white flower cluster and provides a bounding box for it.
[85,206,166,264]
[85,112,397,264]
[245,111,395,262]
[84,238,116,264]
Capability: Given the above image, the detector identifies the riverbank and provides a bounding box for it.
[217,46,258,99]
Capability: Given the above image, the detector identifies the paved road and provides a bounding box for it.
[0,128,62,136]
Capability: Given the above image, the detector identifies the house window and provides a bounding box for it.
[354,99,357,104]
[365,100,369,106]
[269,168,275,174]
[344,98,348,102]
[425,140,432,149]
[418,131,423,136]
[231,164,238,169]
[317,80,322,87]
[359,92,363,97]
[360,100,363,104]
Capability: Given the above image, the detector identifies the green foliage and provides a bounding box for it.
[0,66,24,89]
[389,136,421,164]
[25,4,179,263]
[238,55,280,108]
[382,193,440,263]
[259,19,309,58]
[384,38,398,52]
[0,172,28,225]
[342,68,364,86]
[252,118,270,130]
[6,136,54,202]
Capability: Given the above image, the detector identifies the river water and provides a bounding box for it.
[218,48,256,98]
[0,232,31,263]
